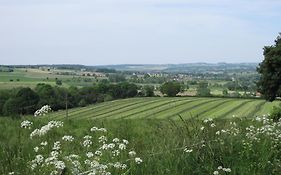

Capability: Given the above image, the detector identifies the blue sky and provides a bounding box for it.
[0,0,280,65]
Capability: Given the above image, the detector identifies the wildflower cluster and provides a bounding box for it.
[213,166,231,174]
[24,122,142,175]
[30,121,64,138]
[21,120,33,129]
[243,115,281,148]
[203,118,216,128]
[34,105,52,117]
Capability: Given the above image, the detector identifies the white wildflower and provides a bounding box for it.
[34,146,39,152]
[135,157,143,164]
[21,120,33,129]
[113,138,120,142]
[184,148,193,153]
[34,105,52,117]
[86,152,94,158]
[222,168,231,172]
[119,143,126,150]
[40,141,48,146]
[129,151,136,157]
[123,139,129,144]
[99,136,107,143]
[62,135,74,142]
[53,141,61,151]
[213,170,219,175]
[95,150,102,156]
[82,139,92,147]
[54,160,65,170]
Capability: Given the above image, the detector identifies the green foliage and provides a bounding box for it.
[3,98,19,115]
[108,73,126,82]
[222,89,228,96]
[1,117,281,174]
[143,85,154,97]
[78,99,87,107]
[55,79,62,86]
[196,82,211,96]
[16,88,39,115]
[160,81,182,97]
[270,104,281,122]
[257,33,281,101]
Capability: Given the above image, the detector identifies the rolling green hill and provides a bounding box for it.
[48,97,280,120]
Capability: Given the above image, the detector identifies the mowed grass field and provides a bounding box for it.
[49,97,280,120]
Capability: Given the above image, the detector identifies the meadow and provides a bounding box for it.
[48,97,280,120]
[1,97,280,174]
[1,114,281,175]
[0,68,99,90]
[1,67,280,175]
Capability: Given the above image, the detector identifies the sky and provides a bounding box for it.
[0,0,280,65]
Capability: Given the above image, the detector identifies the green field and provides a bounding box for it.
[48,97,280,120]
[0,68,100,89]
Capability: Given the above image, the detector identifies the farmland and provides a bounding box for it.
[48,97,280,120]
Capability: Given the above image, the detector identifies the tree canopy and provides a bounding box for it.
[257,33,281,101]
[160,81,181,97]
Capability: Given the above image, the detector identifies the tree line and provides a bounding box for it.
[0,82,140,116]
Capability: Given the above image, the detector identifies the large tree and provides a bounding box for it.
[257,33,281,101]
[160,81,181,97]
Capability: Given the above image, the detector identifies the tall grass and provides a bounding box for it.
[1,115,281,174]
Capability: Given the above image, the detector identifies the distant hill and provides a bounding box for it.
[0,62,259,74]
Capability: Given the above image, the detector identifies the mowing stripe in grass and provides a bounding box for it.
[116,97,198,119]
[198,100,241,119]
[243,100,266,118]
[67,99,154,120]
[64,98,157,119]
[169,98,228,120]
[144,98,212,119]
[193,99,233,119]
[229,101,264,118]
[247,100,267,118]
[255,101,280,116]
[155,98,220,119]
[96,98,189,119]
[78,98,168,120]
[217,100,252,118]
[49,98,142,119]
[217,100,251,118]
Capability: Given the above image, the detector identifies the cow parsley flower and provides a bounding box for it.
[129,151,136,157]
[213,170,219,175]
[86,152,94,158]
[184,148,193,153]
[135,157,143,164]
[21,120,33,129]
[62,135,74,142]
[34,105,52,117]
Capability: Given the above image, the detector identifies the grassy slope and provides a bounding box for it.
[1,117,280,175]
[48,97,280,120]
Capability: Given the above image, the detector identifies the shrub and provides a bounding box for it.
[270,104,281,122]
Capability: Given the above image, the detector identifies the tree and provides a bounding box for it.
[35,84,56,107]
[160,82,181,97]
[196,82,211,97]
[257,33,281,101]
[143,85,154,97]
[15,87,39,114]
[3,98,20,116]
